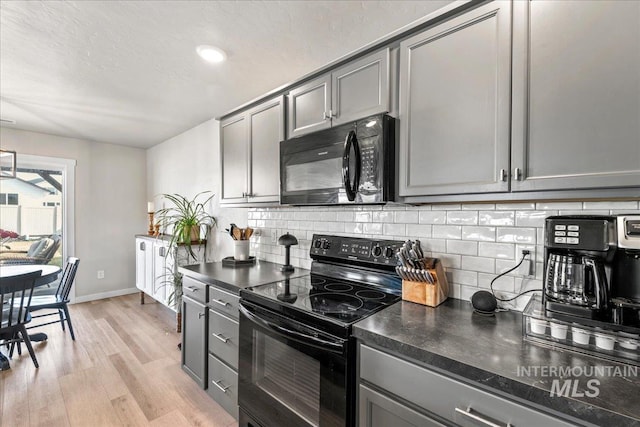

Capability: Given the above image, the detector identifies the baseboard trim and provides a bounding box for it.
[73,287,139,304]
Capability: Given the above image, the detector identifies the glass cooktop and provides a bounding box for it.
[246,274,400,324]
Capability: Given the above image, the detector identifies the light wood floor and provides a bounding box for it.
[0,293,238,427]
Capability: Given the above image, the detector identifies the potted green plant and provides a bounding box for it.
[155,191,217,262]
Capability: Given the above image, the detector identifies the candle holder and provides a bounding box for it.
[148,211,155,235]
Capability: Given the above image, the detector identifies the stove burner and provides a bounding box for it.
[311,277,327,285]
[355,290,386,300]
[304,293,363,314]
[325,283,353,292]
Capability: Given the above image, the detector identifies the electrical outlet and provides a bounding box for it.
[97,270,105,279]
[518,249,535,277]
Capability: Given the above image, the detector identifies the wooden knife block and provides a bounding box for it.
[401,259,449,307]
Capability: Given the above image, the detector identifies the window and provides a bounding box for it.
[0,193,18,205]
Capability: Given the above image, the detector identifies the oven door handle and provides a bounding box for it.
[342,130,360,202]
[240,304,345,354]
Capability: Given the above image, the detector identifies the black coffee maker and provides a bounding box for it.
[544,215,640,333]
[611,215,640,329]
[543,216,617,324]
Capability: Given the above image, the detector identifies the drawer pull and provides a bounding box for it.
[212,332,229,343]
[212,379,230,393]
[187,286,199,292]
[454,407,512,427]
[212,298,230,307]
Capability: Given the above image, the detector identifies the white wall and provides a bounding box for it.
[146,118,247,261]
[0,127,147,300]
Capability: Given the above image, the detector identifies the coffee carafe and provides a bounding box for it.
[543,216,616,323]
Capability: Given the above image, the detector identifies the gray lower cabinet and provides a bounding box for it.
[511,0,640,192]
[220,95,284,205]
[206,284,240,420]
[358,344,575,427]
[181,294,207,388]
[359,384,447,427]
[398,1,512,197]
[287,48,390,138]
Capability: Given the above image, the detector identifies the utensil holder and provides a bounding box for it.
[234,240,250,260]
[401,259,449,307]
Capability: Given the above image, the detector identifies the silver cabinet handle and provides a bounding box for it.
[455,407,512,427]
[198,312,205,319]
[159,246,166,257]
[211,380,230,393]
[513,167,522,181]
[140,241,145,251]
[499,168,507,182]
[211,298,229,307]
[186,286,198,292]
[211,332,229,343]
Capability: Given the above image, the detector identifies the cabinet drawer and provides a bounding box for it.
[182,276,207,304]
[208,309,239,370]
[208,285,239,319]
[360,345,574,427]
[207,353,239,420]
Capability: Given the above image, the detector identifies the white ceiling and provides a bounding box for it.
[0,0,450,148]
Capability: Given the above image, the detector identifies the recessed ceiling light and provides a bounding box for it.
[196,45,227,63]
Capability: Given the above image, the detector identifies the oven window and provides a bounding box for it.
[285,158,342,192]
[253,330,321,427]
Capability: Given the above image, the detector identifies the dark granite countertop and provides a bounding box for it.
[179,260,309,295]
[353,299,640,427]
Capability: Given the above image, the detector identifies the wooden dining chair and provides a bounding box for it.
[0,270,40,368]
[27,257,80,340]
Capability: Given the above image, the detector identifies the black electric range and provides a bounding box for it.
[238,234,404,427]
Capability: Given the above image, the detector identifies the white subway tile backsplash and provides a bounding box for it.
[479,242,514,259]
[433,225,462,239]
[446,211,478,225]
[252,200,632,311]
[419,211,447,224]
[496,227,536,244]
[446,240,478,256]
[478,211,514,226]
[462,226,496,242]
[394,210,419,224]
[461,256,495,273]
[406,224,432,238]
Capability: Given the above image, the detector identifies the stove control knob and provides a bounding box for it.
[384,246,396,258]
[314,239,322,249]
[372,245,382,257]
[322,241,330,250]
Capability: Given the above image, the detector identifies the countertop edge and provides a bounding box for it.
[353,326,638,427]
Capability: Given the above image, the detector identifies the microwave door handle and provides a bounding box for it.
[239,304,344,354]
[342,130,361,202]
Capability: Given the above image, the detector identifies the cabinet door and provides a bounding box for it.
[398,1,511,197]
[144,240,154,295]
[135,239,146,291]
[220,114,249,203]
[332,48,390,126]
[152,242,168,303]
[287,75,332,138]
[182,296,207,388]
[248,96,284,203]
[359,385,446,427]
[511,0,640,191]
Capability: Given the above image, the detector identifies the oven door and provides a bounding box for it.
[238,301,348,427]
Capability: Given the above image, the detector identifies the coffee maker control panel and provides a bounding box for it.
[545,216,615,251]
[618,215,640,250]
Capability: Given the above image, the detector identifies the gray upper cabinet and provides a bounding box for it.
[287,48,390,138]
[220,95,284,205]
[398,1,512,197]
[511,0,640,192]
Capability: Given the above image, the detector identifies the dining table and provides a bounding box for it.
[0,264,62,370]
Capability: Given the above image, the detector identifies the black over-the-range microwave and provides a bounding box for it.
[279,114,395,206]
